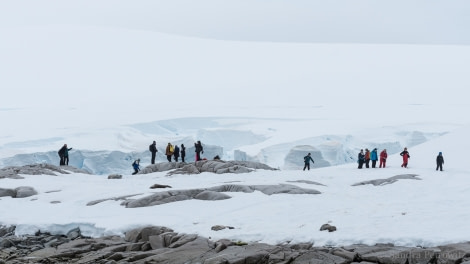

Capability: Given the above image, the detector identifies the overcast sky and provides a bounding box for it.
[1,0,469,45]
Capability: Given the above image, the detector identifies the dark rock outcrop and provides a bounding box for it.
[140,160,277,175]
[0,164,90,179]
[2,225,470,264]
[121,184,320,208]
[0,186,37,198]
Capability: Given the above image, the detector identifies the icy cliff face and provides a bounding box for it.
[0,116,447,175]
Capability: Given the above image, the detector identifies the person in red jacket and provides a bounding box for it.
[400,147,410,168]
[379,149,388,168]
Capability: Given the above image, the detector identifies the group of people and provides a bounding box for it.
[132,140,204,175]
[357,148,388,169]
[357,147,444,171]
[148,140,204,164]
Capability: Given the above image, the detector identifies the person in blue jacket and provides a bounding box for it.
[132,159,140,175]
[370,148,378,168]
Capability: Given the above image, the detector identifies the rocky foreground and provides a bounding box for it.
[1,225,470,264]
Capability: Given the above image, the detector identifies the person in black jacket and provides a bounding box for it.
[303,153,314,171]
[173,144,180,162]
[195,141,203,161]
[180,144,186,162]
[58,144,72,166]
[436,152,444,171]
[400,147,410,168]
[149,141,158,164]
[357,149,365,169]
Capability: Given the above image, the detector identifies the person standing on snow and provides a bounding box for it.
[358,149,365,169]
[436,152,444,171]
[165,143,174,162]
[173,144,180,162]
[180,144,186,162]
[149,141,158,164]
[195,141,204,161]
[303,153,314,171]
[58,144,72,166]
[400,147,410,168]
[379,149,388,168]
[370,148,378,168]
[364,148,371,168]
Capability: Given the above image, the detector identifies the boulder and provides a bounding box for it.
[14,186,38,198]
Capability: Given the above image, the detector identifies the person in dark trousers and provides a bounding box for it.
[195,141,203,161]
[58,144,72,166]
[180,144,186,162]
[149,141,158,164]
[436,152,444,171]
[400,147,410,168]
[370,148,378,168]
[379,149,388,168]
[303,153,314,171]
[358,149,365,169]
[364,148,371,168]
[165,143,174,162]
[132,159,140,175]
[173,144,180,162]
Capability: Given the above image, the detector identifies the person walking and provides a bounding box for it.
[173,144,180,162]
[180,144,186,162]
[149,141,158,164]
[303,153,314,171]
[436,152,444,171]
[195,141,204,161]
[58,144,72,166]
[379,149,388,168]
[364,148,371,168]
[358,149,365,169]
[132,159,140,175]
[165,143,174,162]
[400,147,410,168]
[370,148,378,168]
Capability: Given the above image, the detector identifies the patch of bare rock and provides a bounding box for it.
[0,164,90,179]
[2,225,470,264]
[139,160,277,175]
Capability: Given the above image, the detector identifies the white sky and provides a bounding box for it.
[1,0,470,247]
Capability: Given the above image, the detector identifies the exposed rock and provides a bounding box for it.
[139,160,277,176]
[149,183,172,189]
[86,194,143,206]
[320,224,337,232]
[352,174,421,186]
[211,225,235,231]
[122,184,320,208]
[2,225,470,264]
[0,186,37,198]
[107,174,122,179]
[0,164,90,179]
[14,186,38,198]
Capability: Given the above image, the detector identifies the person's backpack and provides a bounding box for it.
[169,145,174,153]
[149,144,152,152]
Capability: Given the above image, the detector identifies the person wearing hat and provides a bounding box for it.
[303,153,314,171]
[132,159,140,175]
[370,148,378,168]
[358,149,365,169]
[379,149,388,168]
[149,141,158,164]
[400,147,410,168]
[436,152,444,171]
